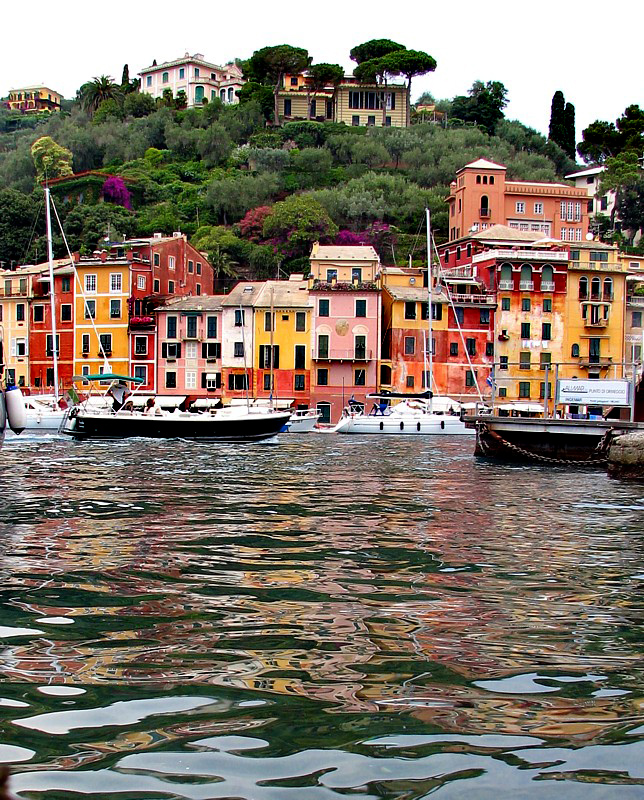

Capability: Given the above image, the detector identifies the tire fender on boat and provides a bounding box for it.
[5,385,26,434]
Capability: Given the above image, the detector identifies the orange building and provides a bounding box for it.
[446,158,591,244]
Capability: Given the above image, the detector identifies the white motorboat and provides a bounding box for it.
[20,395,68,433]
[333,393,474,435]
[288,408,321,432]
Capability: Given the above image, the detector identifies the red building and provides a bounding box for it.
[28,260,75,393]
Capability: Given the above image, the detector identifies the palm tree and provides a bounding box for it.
[79,76,122,115]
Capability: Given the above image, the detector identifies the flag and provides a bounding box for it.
[486,376,496,389]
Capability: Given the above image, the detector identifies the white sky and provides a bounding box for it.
[3,0,642,148]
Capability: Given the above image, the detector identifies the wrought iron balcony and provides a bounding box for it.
[499,280,513,290]
[313,348,373,361]
[540,281,555,292]
[519,280,534,290]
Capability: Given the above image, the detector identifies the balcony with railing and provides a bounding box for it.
[584,318,609,328]
[479,207,491,218]
[519,280,534,290]
[449,292,495,305]
[540,281,555,292]
[128,315,156,330]
[313,348,373,361]
[498,280,513,290]
[627,295,644,306]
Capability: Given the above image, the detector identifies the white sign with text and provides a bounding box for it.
[556,379,632,407]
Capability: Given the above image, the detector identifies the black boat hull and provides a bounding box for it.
[63,410,291,442]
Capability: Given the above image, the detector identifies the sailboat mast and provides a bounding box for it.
[45,187,60,402]
[425,208,433,412]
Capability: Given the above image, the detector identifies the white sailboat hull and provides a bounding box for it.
[334,411,474,435]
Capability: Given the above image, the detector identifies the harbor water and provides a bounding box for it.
[0,435,642,799]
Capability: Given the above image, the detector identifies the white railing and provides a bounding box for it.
[499,280,513,290]
[473,249,568,263]
[540,281,555,291]
[519,280,534,290]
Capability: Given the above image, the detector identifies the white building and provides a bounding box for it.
[565,166,615,225]
[139,53,244,108]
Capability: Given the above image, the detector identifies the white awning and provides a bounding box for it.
[206,374,217,380]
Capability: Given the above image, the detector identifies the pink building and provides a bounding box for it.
[139,53,243,108]
[308,245,382,424]
[155,296,223,401]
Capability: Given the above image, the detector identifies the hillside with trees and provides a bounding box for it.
[0,43,601,275]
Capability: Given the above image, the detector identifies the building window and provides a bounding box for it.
[154,279,160,292]
[450,342,458,356]
[32,305,44,323]
[485,342,494,357]
[501,297,510,311]
[196,262,202,275]
[196,284,203,296]
[263,373,273,391]
[318,299,329,317]
[543,298,552,312]
[234,341,244,358]
[134,336,147,355]
[265,311,273,332]
[521,298,531,312]
[284,99,292,116]
[317,334,329,358]
[62,276,71,292]
[317,402,331,424]
[84,274,97,293]
[166,371,176,388]
[540,352,552,369]
[633,311,642,328]
[326,269,337,282]
[99,333,112,355]
[542,322,552,340]
[107,299,119,318]
[137,275,146,290]
[188,260,194,273]
[207,316,217,338]
[432,304,442,321]
[185,341,197,359]
[498,387,507,398]
[520,351,531,370]
[519,381,531,398]
[352,115,360,126]
[153,253,160,267]
[355,299,366,317]
[84,300,96,319]
[404,336,415,355]
[162,72,169,83]
[203,342,221,360]
[466,338,476,356]
[294,374,305,391]
[168,280,175,293]
[146,76,152,87]
[295,344,306,370]
[228,373,248,391]
[296,311,306,332]
[185,316,197,338]
[499,355,508,370]
[480,309,490,325]
[406,375,415,388]
[234,309,245,326]
[534,202,543,214]
[352,268,362,284]
[61,304,72,322]
[465,370,476,387]
[455,307,464,325]
[571,343,580,358]
[317,368,328,386]
[367,115,376,126]
[81,333,90,354]
[520,322,531,339]
[354,369,366,386]
[110,273,122,293]
[404,301,416,320]
[167,316,177,338]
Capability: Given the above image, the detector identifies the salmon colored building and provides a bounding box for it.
[308,245,381,423]
[446,159,591,243]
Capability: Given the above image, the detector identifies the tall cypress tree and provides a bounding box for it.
[548,90,566,149]
[121,64,130,88]
[564,102,576,159]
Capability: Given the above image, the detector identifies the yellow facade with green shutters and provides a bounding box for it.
[73,256,130,377]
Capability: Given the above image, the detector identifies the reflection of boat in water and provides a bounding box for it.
[334,392,475,435]
[62,373,291,442]
[288,408,321,433]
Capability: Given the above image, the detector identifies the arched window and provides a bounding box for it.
[483,175,488,184]
[476,175,481,184]
[520,264,533,289]
[603,277,613,300]
[500,264,512,288]
[591,276,600,300]
[571,343,580,357]
[541,265,554,291]
[162,72,169,83]
[220,88,226,101]
[456,247,461,260]
[480,195,489,216]
[195,85,205,103]
[466,243,472,257]
[490,175,495,185]
[579,276,588,299]
[228,88,234,102]
[380,364,392,385]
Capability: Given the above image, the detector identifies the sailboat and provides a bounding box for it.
[334,209,475,436]
[17,187,68,435]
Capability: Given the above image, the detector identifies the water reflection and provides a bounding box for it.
[0,436,642,798]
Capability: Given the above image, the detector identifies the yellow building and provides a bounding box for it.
[251,278,312,405]
[621,252,644,364]
[6,86,62,113]
[562,241,627,382]
[0,265,42,387]
[278,74,408,127]
[73,254,130,377]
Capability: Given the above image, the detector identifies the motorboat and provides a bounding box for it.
[333,392,475,436]
[19,395,68,433]
[288,408,321,432]
[61,373,291,442]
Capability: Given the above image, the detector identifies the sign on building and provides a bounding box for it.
[556,379,631,407]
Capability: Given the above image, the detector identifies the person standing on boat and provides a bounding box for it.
[108,381,130,412]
